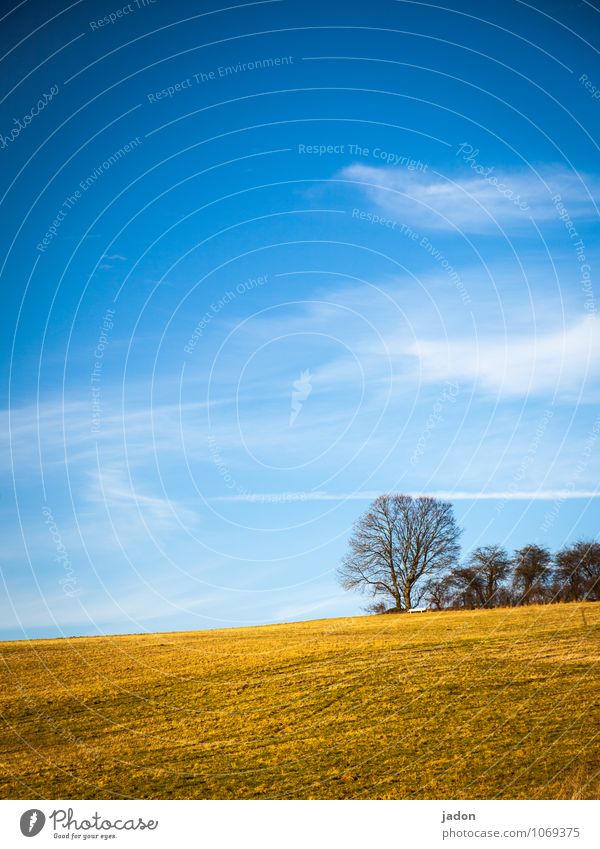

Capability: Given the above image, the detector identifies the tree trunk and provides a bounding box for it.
[390,574,402,609]
[388,530,402,609]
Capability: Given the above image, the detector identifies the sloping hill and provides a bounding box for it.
[1,603,598,799]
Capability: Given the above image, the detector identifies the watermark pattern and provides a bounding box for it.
[91,308,115,434]
[1,85,59,151]
[419,236,472,306]
[351,207,398,229]
[49,808,158,834]
[79,136,142,191]
[20,809,46,837]
[456,143,530,211]
[552,193,595,317]
[289,370,313,426]
[353,209,472,306]
[183,275,268,354]
[36,188,81,253]
[348,143,428,170]
[37,137,142,252]
[147,57,294,102]
[41,506,80,598]
[89,0,157,30]
[207,433,252,499]
[409,381,459,466]
[298,141,428,171]
[579,72,600,101]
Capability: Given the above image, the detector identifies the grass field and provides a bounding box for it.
[1,602,599,800]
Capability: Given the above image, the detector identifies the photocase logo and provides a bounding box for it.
[289,369,312,426]
[20,809,45,837]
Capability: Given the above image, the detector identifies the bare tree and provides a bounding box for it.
[554,541,600,602]
[338,494,461,611]
[441,546,511,609]
[446,566,486,609]
[512,544,552,604]
[466,544,511,607]
[424,573,456,610]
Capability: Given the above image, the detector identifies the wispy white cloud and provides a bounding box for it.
[3,278,599,533]
[0,396,217,472]
[214,489,600,502]
[256,301,600,400]
[406,314,600,397]
[89,465,198,529]
[339,163,600,232]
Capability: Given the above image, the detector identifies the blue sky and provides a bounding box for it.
[1,0,599,639]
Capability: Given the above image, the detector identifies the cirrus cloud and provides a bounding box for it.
[338,163,600,232]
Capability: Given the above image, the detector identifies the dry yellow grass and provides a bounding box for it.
[1,602,599,799]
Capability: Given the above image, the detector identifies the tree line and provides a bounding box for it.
[337,494,600,612]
